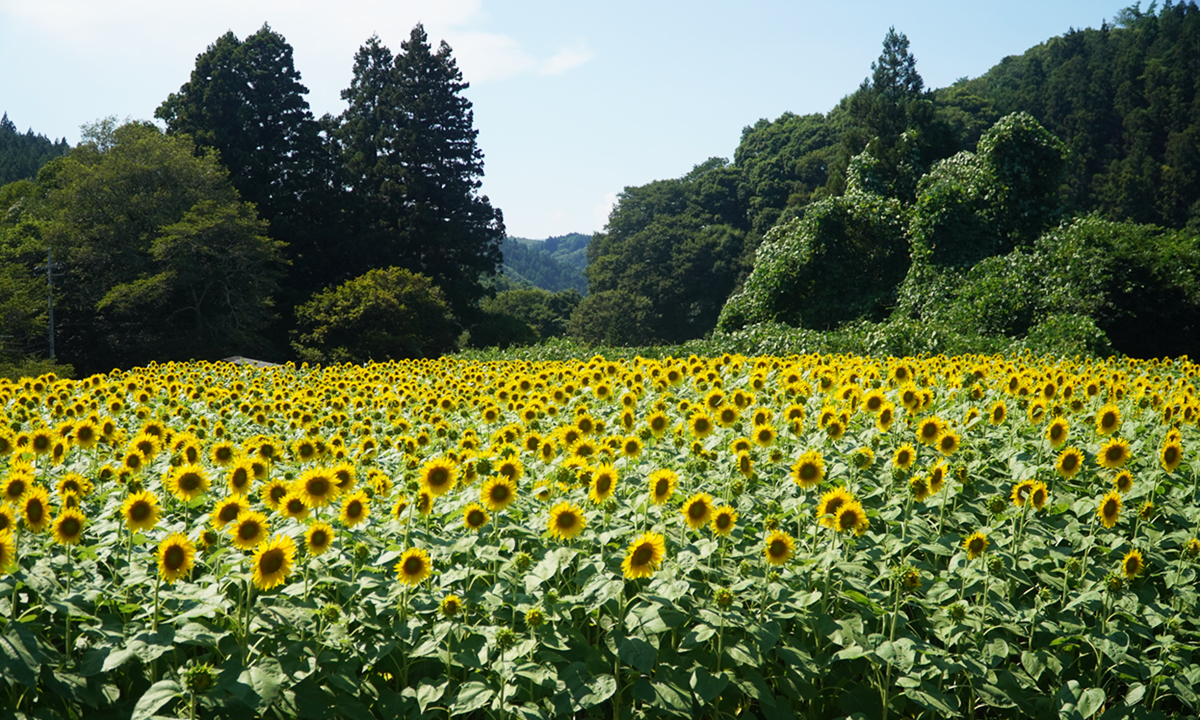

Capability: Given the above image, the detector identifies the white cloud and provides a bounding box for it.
[539,42,593,75]
[594,191,618,229]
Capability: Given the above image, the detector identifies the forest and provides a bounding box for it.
[2,3,1200,377]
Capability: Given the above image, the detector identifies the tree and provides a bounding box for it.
[34,120,285,373]
[0,113,69,185]
[291,267,457,363]
[333,25,505,318]
[155,25,340,316]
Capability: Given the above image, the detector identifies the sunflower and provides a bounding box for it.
[165,464,209,502]
[547,501,586,540]
[834,501,869,535]
[440,594,463,618]
[762,530,795,566]
[260,479,290,511]
[20,486,51,533]
[416,490,435,516]
[296,468,340,508]
[1121,548,1144,579]
[331,463,356,493]
[305,521,335,556]
[340,490,370,528]
[462,502,490,531]
[681,492,714,529]
[916,417,944,446]
[823,419,845,442]
[73,420,99,450]
[481,476,517,512]
[935,430,961,456]
[647,469,678,505]
[989,401,1007,425]
[2,474,30,504]
[279,492,310,521]
[229,510,269,550]
[28,428,54,456]
[715,405,740,428]
[121,450,147,474]
[688,411,715,439]
[620,436,643,459]
[122,490,161,532]
[1095,403,1121,435]
[817,487,855,528]
[876,403,896,432]
[52,507,87,546]
[1097,491,1122,529]
[928,462,948,494]
[790,450,824,490]
[227,460,255,495]
[0,504,15,534]
[589,463,618,505]
[736,451,754,477]
[1045,418,1069,448]
[1028,481,1049,511]
[0,531,14,575]
[395,547,432,586]
[1055,446,1084,479]
[419,458,458,497]
[1097,438,1131,469]
[210,440,239,467]
[496,456,525,481]
[909,475,931,502]
[711,506,737,536]
[621,531,666,579]
[892,444,917,471]
[646,411,670,438]
[1010,479,1036,508]
[1160,440,1183,474]
[252,535,296,591]
[1113,470,1134,494]
[157,532,195,583]
[963,531,988,560]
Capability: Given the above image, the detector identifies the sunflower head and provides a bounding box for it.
[395,547,432,586]
[52,507,87,546]
[297,468,340,508]
[340,490,370,528]
[834,502,869,536]
[1097,491,1122,529]
[790,450,824,490]
[1121,548,1144,579]
[157,532,196,583]
[547,502,586,540]
[963,531,988,559]
[1113,470,1134,494]
[1098,438,1131,469]
[279,492,310,521]
[230,510,269,550]
[622,532,666,579]
[1160,440,1183,474]
[440,594,463,618]
[481,476,517,512]
[647,469,678,505]
[1095,404,1121,435]
[711,506,737,536]
[817,487,855,528]
[305,521,335,556]
[1055,447,1084,479]
[21,486,51,533]
[252,534,296,591]
[763,530,794,566]
[892,444,916,471]
[462,503,490,531]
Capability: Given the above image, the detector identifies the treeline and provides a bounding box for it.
[0,114,69,186]
[577,2,1200,358]
[0,24,507,376]
[499,233,589,294]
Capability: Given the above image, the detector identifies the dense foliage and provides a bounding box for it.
[500,234,589,295]
[1,352,1198,718]
[0,114,69,187]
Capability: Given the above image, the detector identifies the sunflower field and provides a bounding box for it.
[0,353,1198,719]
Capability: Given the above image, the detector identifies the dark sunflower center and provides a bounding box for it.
[826,498,845,516]
[428,469,449,487]
[1106,446,1123,462]
[130,502,151,521]
[259,549,285,575]
[490,485,510,503]
[311,530,328,547]
[403,557,424,575]
[1104,500,1118,517]
[467,510,484,526]
[347,501,363,518]
[688,503,707,520]
[716,514,731,529]
[654,479,669,497]
[164,545,186,570]
[60,517,81,537]
[557,512,577,529]
[800,464,817,481]
[595,476,612,494]
[286,499,305,515]
[838,510,858,531]
[308,478,330,496]
[180,473,201,491]
[1063,455,1079,471]
[769,539,788,557]
[632,545,654,566]
[27,500,43,523]
[239,522,261,540]
[220,505,241,522]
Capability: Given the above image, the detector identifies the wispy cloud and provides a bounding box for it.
[540,42,593,75]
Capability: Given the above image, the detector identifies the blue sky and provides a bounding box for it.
[0,0,1134,238]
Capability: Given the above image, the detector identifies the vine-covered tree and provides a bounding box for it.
[333,25,505,318]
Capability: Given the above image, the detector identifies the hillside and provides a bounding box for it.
[500,232,589,294]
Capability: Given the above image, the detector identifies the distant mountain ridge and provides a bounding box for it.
[500,232,590,294]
